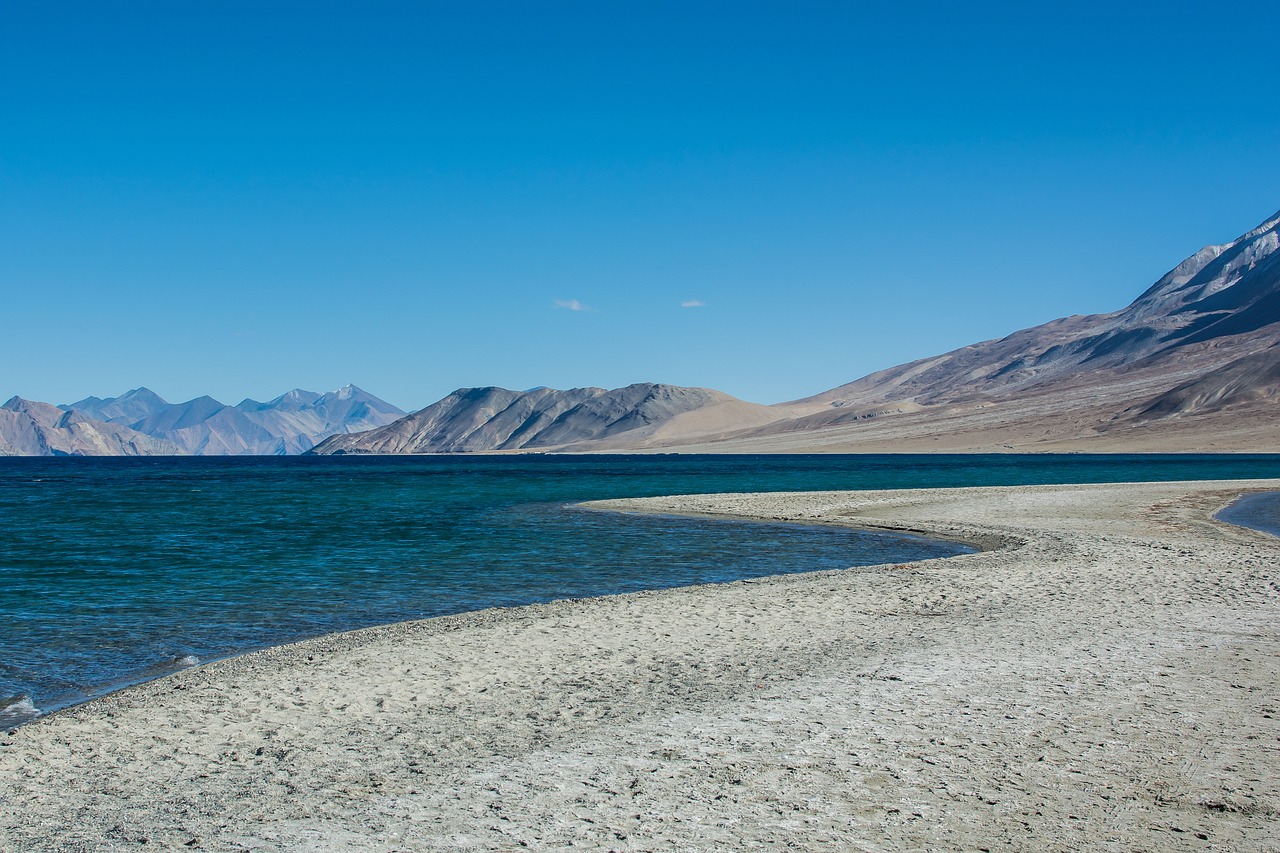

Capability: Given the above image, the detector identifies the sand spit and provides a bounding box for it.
[3,480,1280,851]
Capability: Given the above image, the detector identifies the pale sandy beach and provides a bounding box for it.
[3,480,1280,851]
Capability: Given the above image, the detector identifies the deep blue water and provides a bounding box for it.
[3,453,1280,728]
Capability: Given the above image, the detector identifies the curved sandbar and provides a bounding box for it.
[3,480,1279,851]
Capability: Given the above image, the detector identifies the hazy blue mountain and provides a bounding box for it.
[65,387,170,424]
[55,384,406,455]
[0,397,184,457]
[235,385,407,454]
[127,397,282,455]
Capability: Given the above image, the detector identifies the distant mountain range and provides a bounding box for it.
[0,385,404,457]
[313,206,1280,455]
[5,208,1277,456]
[0,397,183,457]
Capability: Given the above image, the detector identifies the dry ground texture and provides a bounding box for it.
[2,480,1279,851]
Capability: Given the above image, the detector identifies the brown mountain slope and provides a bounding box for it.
[1127,343,1280,421]
[801,209,1279,411]
[642,208,1280,452]
[309,383,792,454]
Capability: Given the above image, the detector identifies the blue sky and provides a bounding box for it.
[3,1,1278,408]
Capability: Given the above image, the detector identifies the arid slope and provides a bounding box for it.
[650,208,1280,452]
[310,383,796,454]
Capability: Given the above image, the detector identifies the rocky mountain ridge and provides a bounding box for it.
[0,397,184,457]
[798,209,1279,412]
[308,383,785,454]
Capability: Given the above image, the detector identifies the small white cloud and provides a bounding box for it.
[681,299,705,308]
[555,298,592,312]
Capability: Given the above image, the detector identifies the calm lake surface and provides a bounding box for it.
[1218,490,1280,538]
[3,453,1279,727]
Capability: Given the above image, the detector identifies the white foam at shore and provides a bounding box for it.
[0,695,39,728]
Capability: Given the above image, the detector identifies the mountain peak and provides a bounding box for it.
[272,388,323,408]
[1131,208,1280,316]
[309,382,748,455]
[115,387,169,405]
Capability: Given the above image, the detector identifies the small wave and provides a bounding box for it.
[154,654,201,671]
[131,654,202,681]
[0,694,41,728]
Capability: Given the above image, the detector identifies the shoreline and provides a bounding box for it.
[1217,490,1280,538]
[2,509,972,730]
[3,479,1280,850]
[580,501,1016,554]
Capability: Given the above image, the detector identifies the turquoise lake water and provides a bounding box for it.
[2,453,1279,728]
